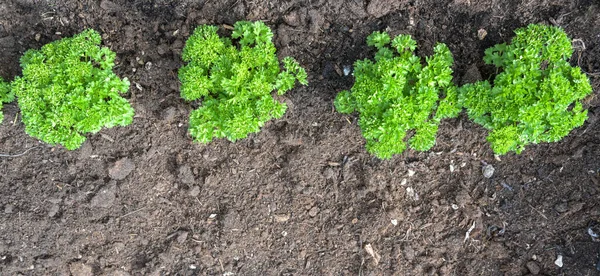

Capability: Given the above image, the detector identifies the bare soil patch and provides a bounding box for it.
[1,0,599,275]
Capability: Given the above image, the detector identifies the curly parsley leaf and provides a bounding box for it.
[459,24,593,155]
[0,77,15,123]
[179,21,308,143]
[11,29,133,150]
[335,32,460,159]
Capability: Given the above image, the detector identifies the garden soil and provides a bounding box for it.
[1,0,600,275]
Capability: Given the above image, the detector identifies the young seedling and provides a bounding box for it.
[335,31,460,159]
[459,24,593,154]
[179,21,308,143]
[0,77,14,123]
[11,29,134,150]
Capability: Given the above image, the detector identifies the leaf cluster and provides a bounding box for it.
[11,29,134,150]
[335,32,460,159]
[179,21,308,143]
[0,77,15,123]
[459,24,592,154]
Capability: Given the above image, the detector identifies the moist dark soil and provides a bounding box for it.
[1,0,600,275]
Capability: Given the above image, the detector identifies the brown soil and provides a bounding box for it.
[1,0,600,275]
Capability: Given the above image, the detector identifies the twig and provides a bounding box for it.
[119,207,147,218]
[529,204,548,220]
[464,220,476,243]
[0,147,39,158]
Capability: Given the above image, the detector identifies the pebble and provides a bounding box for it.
[4,204,13,214]
[48,204,60,218]
[274,214,290,222]
[554,255,563,267]
[406,187,419,201]
[526,261,541,275]
[588,223,599,242]
[482,164,495,178]
[477,28,488,40]
[109,158,135,180]
[554,202,569,213]
[308,207,319,217]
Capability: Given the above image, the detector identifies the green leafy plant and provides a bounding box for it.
[0,77,14,123]
[459,24,592,154]
[179,21,308,143]
[335,31,460,159]
[11,29,134,150]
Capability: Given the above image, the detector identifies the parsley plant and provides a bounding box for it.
[11,29,134,150]
[179,21,308,143]
[335,31,460,159]
[459,24,593,154]
[0,77,14,123]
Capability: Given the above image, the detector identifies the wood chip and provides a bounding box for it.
[364,244,381,266]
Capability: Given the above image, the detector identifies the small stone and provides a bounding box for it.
[588,222,600,242]
[526,261,541,275]
[308,207,319,217]
[406,187,419,201]
[482,164,495,178]
[554,255,563,267]
[554,202,568,213]
[4,204,13,214]
[188,186,200,197]
[109,158,135,180]
[48,204,60,218]
[408,170,416,177]
[477,28,488,40]
[343,65,351,76]
[451,204,459,210]
[274,214,290,222]
[391,219,398,226]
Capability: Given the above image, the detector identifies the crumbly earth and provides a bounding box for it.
[1,0,599,275]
